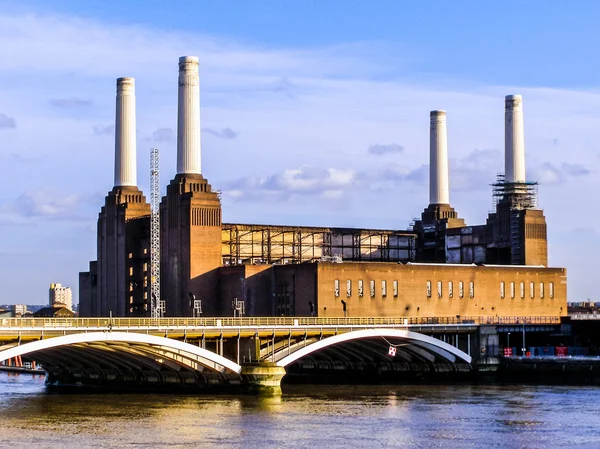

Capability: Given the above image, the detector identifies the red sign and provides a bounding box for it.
[503,347,513,356]
[555,346,568,357]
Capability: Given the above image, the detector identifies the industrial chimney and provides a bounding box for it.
[177,56,201,175]
[414,109,464,261]
[505,94,526,183]
[429,110,450,205]
[114,77,137,187]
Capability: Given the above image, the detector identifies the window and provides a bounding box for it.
[520,282,525,299]
[393,280,399,297]
[549,282,554,299]
[370,280,376,298]
[459,281,464,298]
[540,282,544,299]
[530,282,535,299]
[510,282,515,299]
[437,281,443,298]
[448,281,453,298]
[382,280,387,297]
[426,281,432,298]
[358,280,364,297]
[334,279,340,297]
[469,281,475,298]
[129,267,133,276]
[346,280,352,297]
[500,282,505,299]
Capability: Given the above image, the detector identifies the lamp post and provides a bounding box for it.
[507,332,511,352]
[522,323,526,356]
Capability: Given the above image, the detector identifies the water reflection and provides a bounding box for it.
[1,373,600,448]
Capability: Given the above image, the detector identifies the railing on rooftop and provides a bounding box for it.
[0,315,562,329]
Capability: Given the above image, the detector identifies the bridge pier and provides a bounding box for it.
[240,362,286,395]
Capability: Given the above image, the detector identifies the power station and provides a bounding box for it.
[78,56,566,319]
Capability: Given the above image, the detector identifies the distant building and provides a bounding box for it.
[33,305,74,318]
[12,304,27,317]
[49,283,73,311]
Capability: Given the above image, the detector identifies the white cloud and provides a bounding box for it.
[151,127,174,142]
[93,124,114,136]
[203,127,238,139]
[0,113,16,129]
[49,97,92,108]
[531,162,591,185]
[225,166,356,201]
[14,189,80,218]
[368,143,404,155]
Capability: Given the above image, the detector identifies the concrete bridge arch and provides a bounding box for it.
[275,328,472,367]
[0,331,242,387]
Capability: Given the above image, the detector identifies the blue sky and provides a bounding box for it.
[0,1,598,305]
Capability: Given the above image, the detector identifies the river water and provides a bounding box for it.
[0,372,599,448]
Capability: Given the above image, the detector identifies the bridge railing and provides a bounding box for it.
[0,315,562,329]
[569,313,600,320]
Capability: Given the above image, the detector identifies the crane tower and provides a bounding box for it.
[150,148,162,318]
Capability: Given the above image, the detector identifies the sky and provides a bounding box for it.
[0,1,599,305]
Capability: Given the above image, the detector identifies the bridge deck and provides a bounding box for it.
[0,316,560,342]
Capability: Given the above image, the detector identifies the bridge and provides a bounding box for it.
[0,316,561,393]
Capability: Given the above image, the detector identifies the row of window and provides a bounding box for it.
[426,281,473,298]
[500,281,554,299]
[334,279,397,298]
[426,280,554,299]
[334,279,556,300]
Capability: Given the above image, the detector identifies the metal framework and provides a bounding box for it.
[150,148,161,318]
[221,223,416,266]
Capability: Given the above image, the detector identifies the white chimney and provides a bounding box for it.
[114,77,137,187]
[429,110,450,205]
[505,94,526,183]
[177,56,201,174]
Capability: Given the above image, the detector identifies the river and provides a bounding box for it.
[0,372,599,448]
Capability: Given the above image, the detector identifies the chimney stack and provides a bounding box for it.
[114,77,137,187]
[177,56,201,174]
[429,110,450,205]
[505,94,526,183]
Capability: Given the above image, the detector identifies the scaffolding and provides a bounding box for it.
[492,174,538,210]
[490,174,540,264]
[150,148,162,318]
